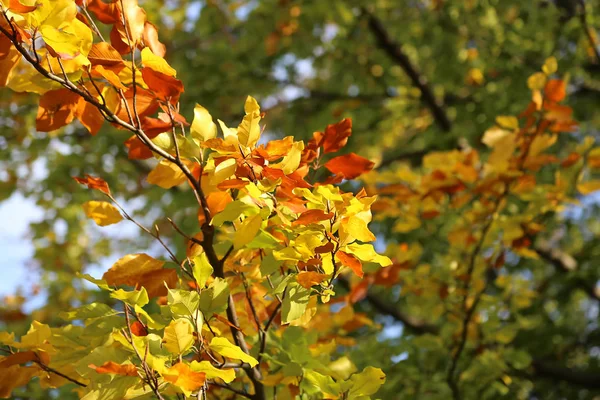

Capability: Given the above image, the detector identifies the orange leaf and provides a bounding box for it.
[324,153,374,179]
[8,0,38,13]
[130,321,148,337]
[141,68,184,103]
[90,361,138,377]
[255,137,294,161]
[544,79,566,103]
[116,87,159,121]
[349,279,369,304]
[207,191,233,216]
[0,351,37,368]
[76,97,104,135]
[293,209,334,226]
[140,116,174,138]
[336,251,363,278]
[125,135,153,160]
[73,175,111,195]
[163,363,206,392]
[88,42,124,68]
[143,22,166,57]
[217,179,248,190]
[36,89,81,132]
[297,271,328,288]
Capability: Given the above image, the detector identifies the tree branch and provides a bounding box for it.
[532,359,600,389]
[337,276,437,335]
[363,8,452,132]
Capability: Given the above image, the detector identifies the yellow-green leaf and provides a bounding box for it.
[192,253,213,288]
[209,337,258,367]
[190,360,235,383]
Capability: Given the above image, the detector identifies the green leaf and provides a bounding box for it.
[281,283,310,325]
[199,278,229,315]
[60,303,118,322]
[209,337,258,367]
[167,288,200,317]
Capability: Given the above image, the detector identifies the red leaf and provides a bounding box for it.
[73,175,111,195]
[324,153,374,179]
[87,0,120,24]
[8,0,38,13]
[336,251,363,278]
[316,118,353,154]
[293,209,334,226]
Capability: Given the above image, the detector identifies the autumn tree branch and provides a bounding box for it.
[362,8,452,132]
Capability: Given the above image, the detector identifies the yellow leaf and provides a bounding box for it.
[210,158,237,186]
[141,47,176,77]
[147,160,187,189]
[495,116,519,130]
[82,201,123,227]
[163,319,195,356]
[577,180,600,195]
[542,57,558,75]
[163,362,205,393]
[527,72,547,91]
[270,141,304,175]
[344,216,376,243]
[190,104,217,142]
[189,360,235,383]
[19,321,51,350]
[192,253,213,288]
[237,96,261,148]
[482,126,510,148]
[233,213,263,249]
[209,337,258,367]
[344,243,392,267]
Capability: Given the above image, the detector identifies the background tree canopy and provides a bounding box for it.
[0,0,599,399]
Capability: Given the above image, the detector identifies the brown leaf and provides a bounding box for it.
[0,351,37,368]
[125,135,153,160]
